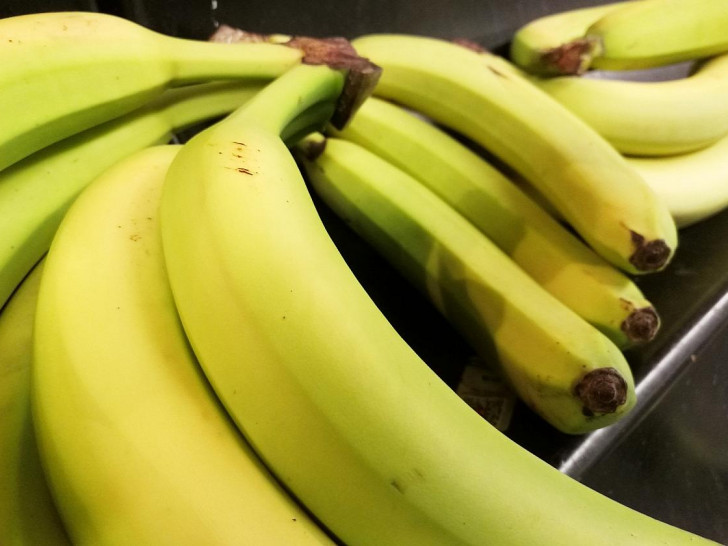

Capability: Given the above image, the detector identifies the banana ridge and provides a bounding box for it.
[351,33,678,275]
[329,95,659,348]
[0,79,262,312]
[31,144,335,545]
[533,52,728,156]
[0,11,302,172]
[297,132,637,433]
[0,260,72,546]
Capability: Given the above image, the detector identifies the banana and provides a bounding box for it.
[533,53,728,156]
[159,38,717,546]
[0,78,263,312]
[0,260,72,546]
[627,132,728,228]
[31,145,335,545]
[509,1,629,75]
[298,132,637,432]
[350,33,678,275]
[584,0,728,71]
[329,96,659,348]
[0,10,303,172]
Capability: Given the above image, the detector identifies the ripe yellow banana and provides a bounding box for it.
[533,53,728,156]
[298,133,637,432]
[509,1,629,75]
[160,36,717,546]
[0,10,302,172]
[0,79,262,312]
[32,145,335,545]
[0,260,72,546]
[585,0,728,71]
[628,133,728,228]
[330,96,659,348]
[351,33,678,275]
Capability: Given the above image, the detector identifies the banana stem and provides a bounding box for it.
[217,32,381,136]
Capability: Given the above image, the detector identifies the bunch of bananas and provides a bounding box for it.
[0,2,725,544]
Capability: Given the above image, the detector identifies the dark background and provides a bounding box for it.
[4,1,726,542]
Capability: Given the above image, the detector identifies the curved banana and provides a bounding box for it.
[585,0,728,71]
[160,52,718,546]
[509,1,629,75]
[0,260,72,546]
[298,133,637,432]
[534,53,728,156]
[351,33,678,275]
[0,10,302,171]
[0,79,262,312]
[31,145,335,545]
[330,96,659,348]
[627,133,728,228]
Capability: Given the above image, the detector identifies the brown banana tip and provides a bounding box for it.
[629,232,672,272]
[540,37,600,75]
[621,306,660,344]
[574,368,628,417]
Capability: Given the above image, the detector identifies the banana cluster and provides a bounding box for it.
[0,4,724,545]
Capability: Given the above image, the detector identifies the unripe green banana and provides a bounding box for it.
[161,55,718,546]
[329,96,659,348]
[298,133,637,433]
[32,145,335,545]
[509,1,629,75]
[585,0,728,71]
[628,133,728,228]
[0,79,263,312]
[351,33,678,275]
[0,260,72,546]
[533,53,728,156]
[0,11,302,171]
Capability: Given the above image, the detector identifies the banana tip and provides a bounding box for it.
[574,367,628,416]
[629,233,672,272]
[621,306,660,344]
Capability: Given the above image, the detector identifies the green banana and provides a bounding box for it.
[509,1,629,75]
[351,33,678,275]
[330,96,659,348]
[0,78,263,312]
[32,145,335,545]
[298,133,637,432]
[0,260,72,546]
[533,52,728,156]
[585,0,728,71]
[628,132,728,228]
[0,10,302,172]
[159,35,717,546]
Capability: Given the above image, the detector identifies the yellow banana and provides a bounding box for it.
[330,96,659,348]
[628,133,728,228]
[32,145,335,545]
[159,38,717,546]
[585,0,728,71]
[298,133,637,432]
[534,53,728,156]
[509,1,629,75]
[0,260,72,546]
[0,79,262,312]
[351,33,678,275]
[0,10,302,171]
